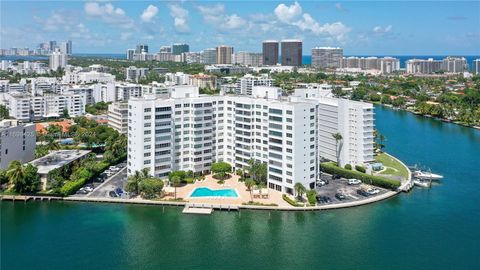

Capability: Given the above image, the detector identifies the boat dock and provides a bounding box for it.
[182,203,239,214]
[0,195,63,202]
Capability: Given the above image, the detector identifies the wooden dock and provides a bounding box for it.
[182,206,213,215]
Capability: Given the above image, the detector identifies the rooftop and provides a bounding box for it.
[30,150,91,175]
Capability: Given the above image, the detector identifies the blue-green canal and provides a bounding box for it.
[2,106,479,270]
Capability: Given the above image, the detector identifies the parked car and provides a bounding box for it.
[115,188,124,195]
[317,180,326,186]
[366,188,380,195]
[84,186,93,192]
[109,191,118,198]
[348,179,362,185]
[76,189,88,195]
[332,174,341,179]
[335,193,347,200]
[357,189,370,197]
[316,195,332,203]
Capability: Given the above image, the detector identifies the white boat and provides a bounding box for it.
[413,170,443,180]
[413,179,431,188]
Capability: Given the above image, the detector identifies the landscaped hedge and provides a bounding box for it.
[355,165,366,173]
[283,194,301,207]
[60,178,87,196]
[321,162,401,190]
[344,164,352,170]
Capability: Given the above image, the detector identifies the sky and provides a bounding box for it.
[1,1,479,55]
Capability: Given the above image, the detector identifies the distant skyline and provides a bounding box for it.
[1,1,479,55]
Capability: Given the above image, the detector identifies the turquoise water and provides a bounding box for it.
[2,106,480,269]
[190,187,238,197]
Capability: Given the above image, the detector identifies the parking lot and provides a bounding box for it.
[315,173,389,205]
[88,167,128,198]
[70,162,128,198]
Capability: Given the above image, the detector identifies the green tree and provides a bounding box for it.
[294,183,306,198]
[23,164,41,193]
[247,159,267,185]
[7,160,25,192]
[211,162,232,180]
[244,178,255,200]
[0,104,9,120]
[125,171,142,194]
[138,178,164,199]
[171,175,181,200]
[332,132,343,165]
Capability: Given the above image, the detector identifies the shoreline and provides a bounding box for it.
[0,153,412,212]
[375,103,480,130]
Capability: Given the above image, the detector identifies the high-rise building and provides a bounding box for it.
[136,44,149,54]
[66,40,72,55]
[127,86,375,194]
[442,57,468,73]
[262,40,279,66]
[281,40,302,66]
[406,58,444,74]
[49,41,57,51]
[172,43,189,55]
[49,49,68,70]
[235,74,273,95]
[216,45,234,64]
[474,59,480,74]
[126,49,135,60]
[201,48,217,64]
[234,52,263,66]
[159,46,172,53]
[311,47,343,69]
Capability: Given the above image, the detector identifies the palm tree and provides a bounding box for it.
[244,179,255,200]
[171,176,181,200]
[294,182,306,199]
[7,161,26,192]
[332,132,343,165]
[125,171,142,195]
[140,168,150,179]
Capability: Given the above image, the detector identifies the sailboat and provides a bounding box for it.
[413,170,443,180]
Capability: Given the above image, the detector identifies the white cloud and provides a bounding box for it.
[141,5,158,23]
[197,4,225,24]
[169,4,190,33]
[274,2,302,23]
[197,4,246,31]
[84,2,134,29]
[373,25,393,34]
[274,2,351,43]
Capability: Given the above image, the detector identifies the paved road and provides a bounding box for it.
[88,167,128,198]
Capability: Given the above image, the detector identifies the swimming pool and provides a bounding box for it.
[190,187,239,198]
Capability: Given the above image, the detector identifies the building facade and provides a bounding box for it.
[108,102,129,134]
[172,43,189,55]
[216,45,234,65]
[312,47,343,69]
[127,86,375,194]
[281,40,302,66]
[262,40,279,66]
[0,120,36,169]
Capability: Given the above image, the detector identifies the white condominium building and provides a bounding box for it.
[128,86,375,194]
[2,92,86,121]
[128,86,318,194]
[0,120,36,169]
[292,89,375,166]
[62,70,115,84]
[235,74,273,95]
[92,83,143,103]
[49,49,68,71]
[125,66,149,82]
[340,57,400,73]
[108,102,129,134]
[406,57,467,74]
[312,47,343,69]
[234,52,263,67]
[313,97,375,166]
[474,59,480,74]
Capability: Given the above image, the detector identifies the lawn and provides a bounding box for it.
[375,153,409,179]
